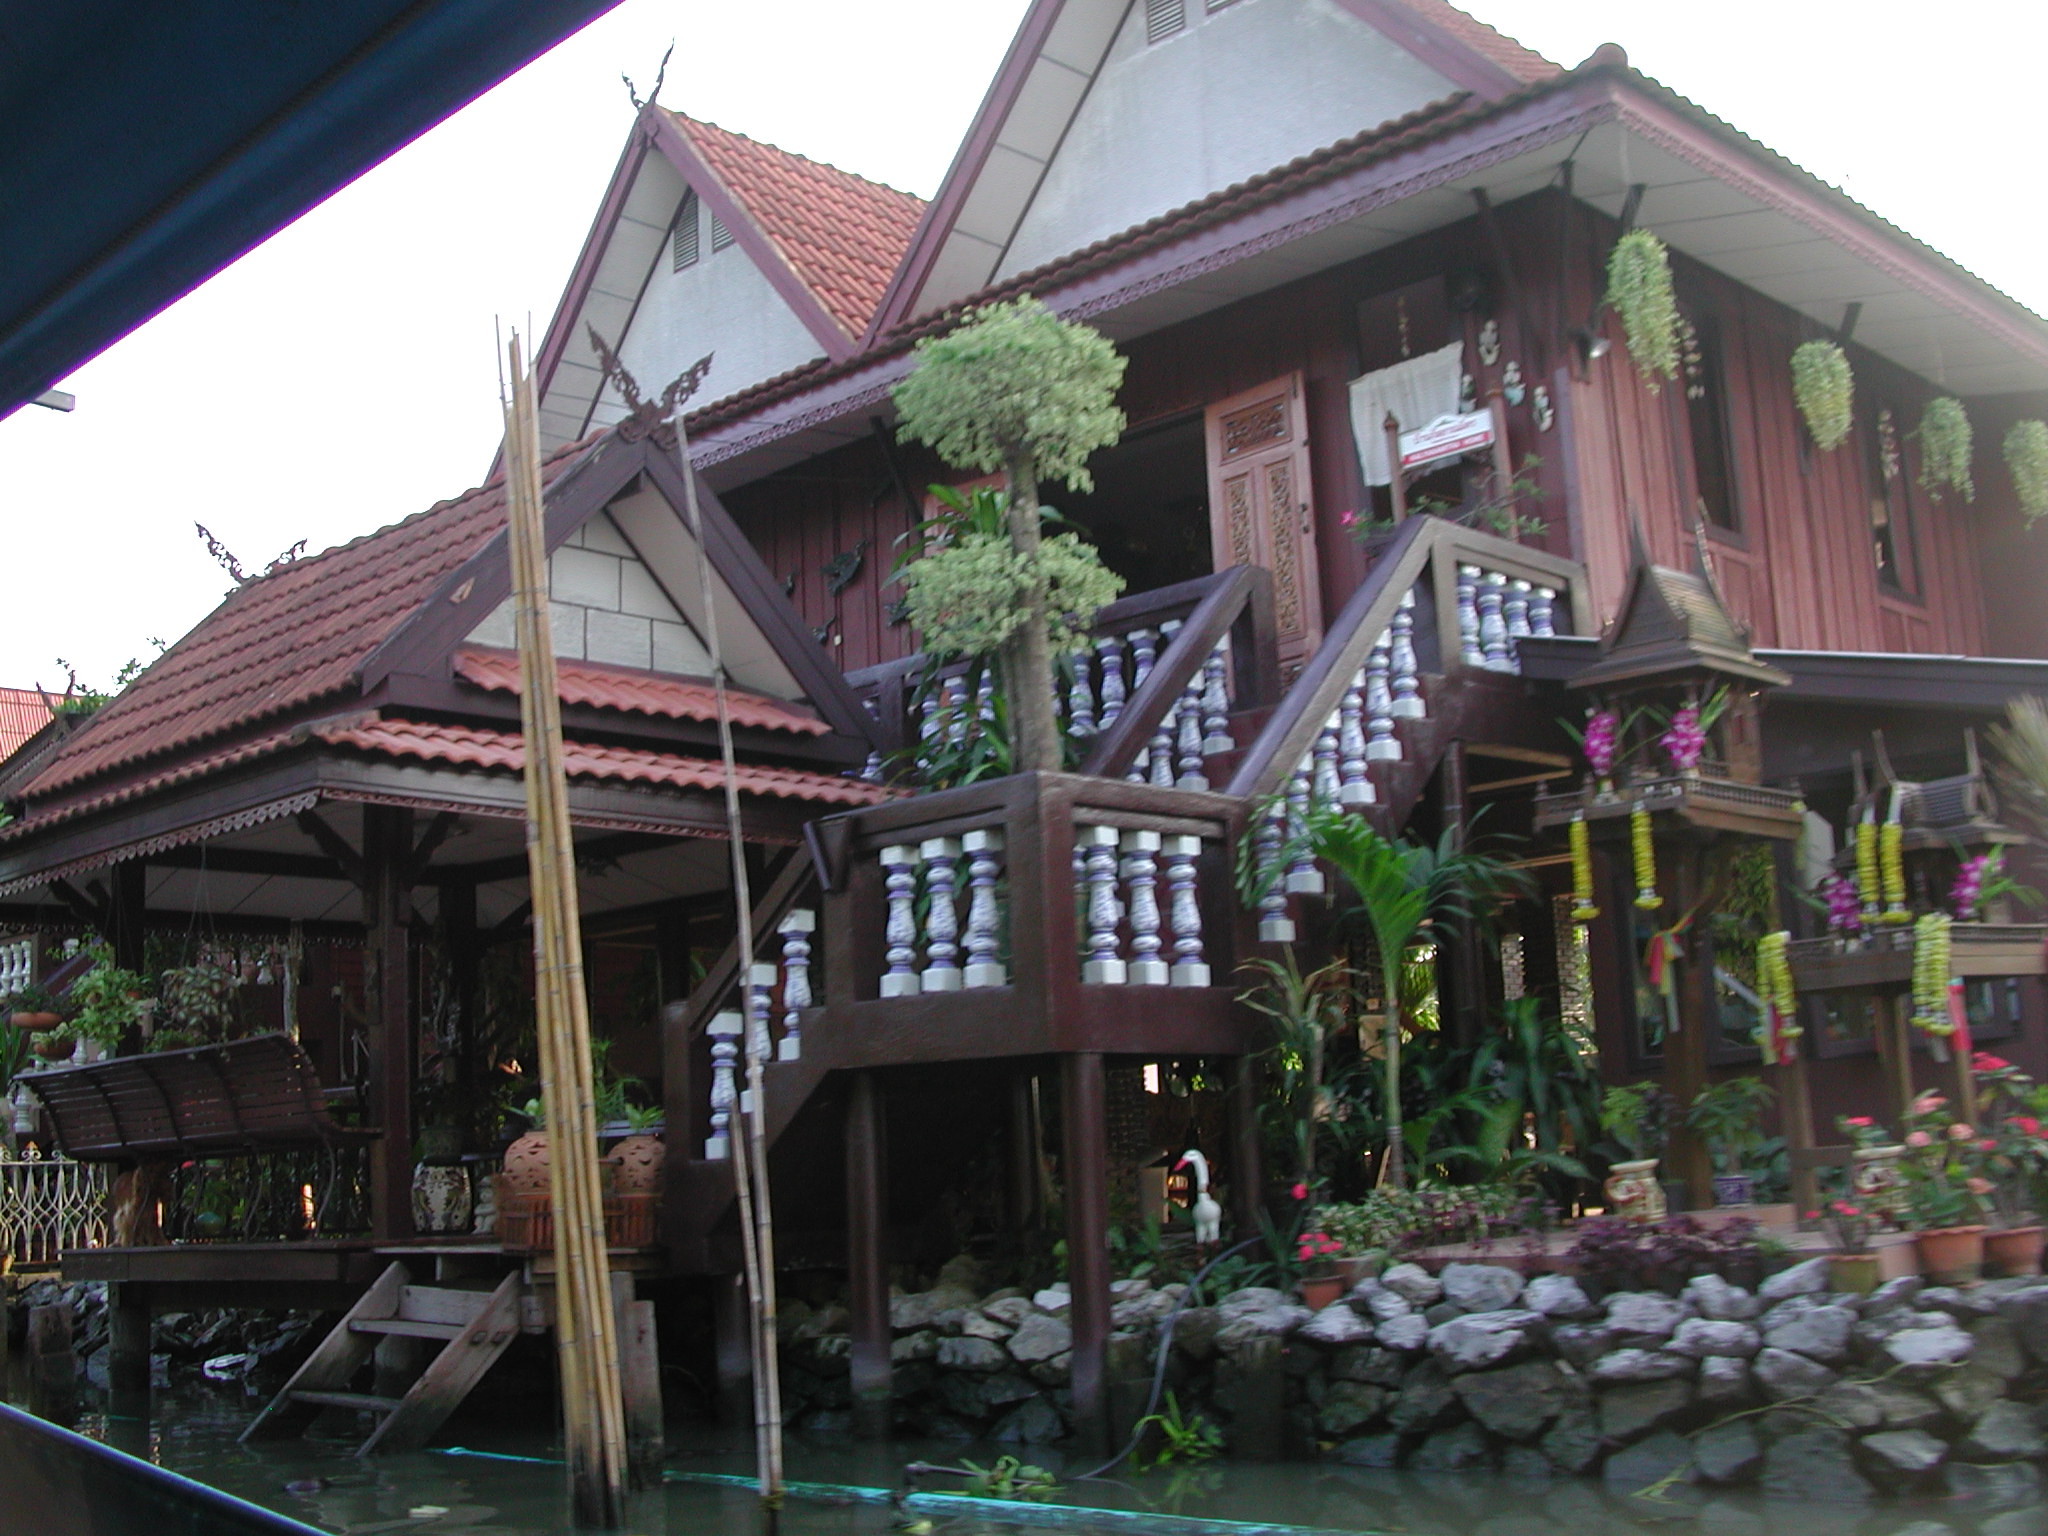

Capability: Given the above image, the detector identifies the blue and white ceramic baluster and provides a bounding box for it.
[1097,633,1128,730]
[1366,636,1400,761]
[1068,646,1097,739]
[1126,628,1160,782]
[1121,830,1167,985]
[705,1011,741,1159]
[1285,759,1323,896]
[1390,591,1424,720]
[776,910,813,1061]
[1312,713,1342,806]
[746,960,777,1096]
[1164,835,1211,986]
[1200,636,1233,758]
[1149,696,1178,789]
[962,829,1006,988]
[860,698,884,783]
[1079,826,1127,984]
[879,844,921,998]
[1506,579,1532,644]
[919,836,963,992]
[1255,797,1295,943]
[1175,670,1207,790]
[1479,571,1511,670]
[1337,669,1375,807]
[1457,564,1484,667]
[1530,586,1558,638]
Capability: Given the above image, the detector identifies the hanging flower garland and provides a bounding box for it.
[1570,813,1600,923]
[1659,702,1706,773]
[2004,420,2048,526]
[1604,230,1681,390]
[1917,397,1975,502]
[1791,340,1854,451]
[1854,819,1881,928]
[1757,930,1800,1065]
[1950,850,2000,920]
[1631,805,1661,910]
[1879,818,1910,925]
[1822,873,1863,937]
[1911,911,1955,1035]
[1582,707,1619,784]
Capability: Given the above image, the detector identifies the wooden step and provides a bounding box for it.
[396,1284,491,1326]
[348,1318,463,1340]
[289,1389,402,1414]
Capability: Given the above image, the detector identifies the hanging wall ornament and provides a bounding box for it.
[1477,318,1502,366]
[1790,339,1854,451]
[1533,384,1554,432]
[1631,805,1661,910]
[1569,813,1600,924]
[1502,360,1526,406]
[1604,229,1682,389]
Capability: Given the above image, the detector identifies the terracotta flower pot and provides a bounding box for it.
[606,1133,665,1194]
[10,1011,60,1030]
[499,1130,550,1192]
[1915,1225,1986,1286]
[1299,1274,1345,1311]
[1984,1225,2046,1279]
[1827,1253,1882,1295]
[31,1036,72,1060]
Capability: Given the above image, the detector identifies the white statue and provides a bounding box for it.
[1174,1149,1222,1245]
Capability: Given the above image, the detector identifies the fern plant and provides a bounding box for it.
[1917,396,1975,501]
[1790,340,1854,451]
[2005,419,2048,525]
[1604,230,1681,389]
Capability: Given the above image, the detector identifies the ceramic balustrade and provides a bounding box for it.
[698,906,819,1158]
[1454,563,1557,674]
[1072,822,1217,987]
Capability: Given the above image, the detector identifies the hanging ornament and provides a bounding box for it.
[1855,819,1881,929]
[1757,930,1800,1065]
[1533,384,1555,432]
[1951,850,1997,921]
[1659,700,1706,773]
[1569,813,1600,923]
[1582,707,1619,788]
[1502,360,1526,406]
[1477,318,1502,366]
[1631,805,1661,910]
[1879,817,1909,925]
[1911,912,1955,1035]
[1822,873,1863,937]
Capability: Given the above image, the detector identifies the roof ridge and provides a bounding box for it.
[667,110,926,205]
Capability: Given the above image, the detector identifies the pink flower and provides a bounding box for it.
[1906,1131,1933,1149]
[1911,1093,1947,1114]
[1843,1116,1874,1129]
[1967,1177,1995,1196]
[1949,1123,1976,1142]
[1290,1182,1309,1201]
[1974,1053,2013,1074]
[1981,1138,2000,1153]
[2016,1117,2043,1138]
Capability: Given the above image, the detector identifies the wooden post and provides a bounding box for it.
[1779,1048,1818,1219]
[1663,844,1713,1208]
[1061,1052,1110,1453]
[443,879,480,1126]
[107,1283,150,1417]
[612,1274,664,1488]
[1006,1072,1040,1234]
[1441,739,1485,1048]
[27,1302,74,1423]
[363,805,415,1242]
[845,1070,891,1438]
[109,861,147,974]
[1383,413,1407,524]
[1876,994,1916,1125]
[1226,1055,1263,1237]
[712,1273,754,1427]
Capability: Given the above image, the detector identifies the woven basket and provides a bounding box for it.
[494,1183,659,1253]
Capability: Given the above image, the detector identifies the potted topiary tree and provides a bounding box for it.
[1686,1076,1776,1207]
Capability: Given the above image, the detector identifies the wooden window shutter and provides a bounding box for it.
[1146,0,1186,44]
[671,191,700,271]
[710,212,735,252]
[1205,373,1323,675]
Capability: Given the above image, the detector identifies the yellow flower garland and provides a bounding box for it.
[1879,819,1910,924]
[1758,931,1798,1033]
[1854,820,1879,924]
[1631,805,1661,910]
[1911,911,1954,1034]
[1570,813,1599,923]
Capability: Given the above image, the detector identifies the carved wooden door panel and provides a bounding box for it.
[1205,374,1321,674]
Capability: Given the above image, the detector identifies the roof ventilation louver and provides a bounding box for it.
[671,190,700,271]
[1146,0,1186,44]
[710,212,734,252]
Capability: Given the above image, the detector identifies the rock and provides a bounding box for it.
[936,1335,1008,1373]
[1424,1301,1464,1327]
[1299,1303,1373,1346]
[1918,1284,1996,1318]
[1605,1291,1690,1346]
[1971,1315,2028,1380]
[1761,1426,1872,1503]
[1860,1276,1923,1316]
[1441,1263,1525,1313]
[1349,1281,1414,1324]
[1452,1359,1577,1442]
[1597,1378,1693,1443]
[932,1369,1037,1419]
[1006,1313,1073,1364]
[1110,1293,1173,1329]
[1933,1363,2006,1421]
[1857,1429,1948,1486]
[1667,1318,1762,1359]
[1587,1348,1693,1385]
[891,1287,978,1332]
[1026,1352,1070,1386]
[1882,1320,1974,1372]
[983,1296,1035,1327]
[1980,1513,2048,1536]
[1031,1287,1070,1314]
[1330,1344,1406,1386]
[1500,1444,1557,1480]
[1685,1273,1763,1321]
[1408,1421,1495,1472]
[1170,1307,1220,1360]
[1603,1429,1692,1490]
[1216,1306,1311,1356]
[1387,1358,1463,1433]
[891,1330,938,1363]
[1109,1276,1150,1299]
[960,1311,1013,1341]
[1869,1381,1943,1429]
[1752,1346,1837,1401]
[1335,1431,1402,1467]
[1374,1314,1429,1352]
[1524,1275,1597,1319]
[1217,1286,1290,1319]
[1851,1309,1931,1357]
[1540,1403,1604,1473]
[1948,1461,2044,1509]
[1428,1311,1537,1372]
[1963,1400,2047,1461]
[935,1254,984,1292]
[1315,1381,1388,1436]
[1995,1284,2048,1363]
[992,1395,1065,1444]
[1548,1322,1614,1367]
[1762,1304,1855,1363]
[1696,1355,1753,1407]
[1381,1263,1443,1306]
[1811,1380,1886,1430]
[1692,1421,1761,1485]
[1758,1258,1830,1303]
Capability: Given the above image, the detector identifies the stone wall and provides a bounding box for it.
[779,1257,2048,1501]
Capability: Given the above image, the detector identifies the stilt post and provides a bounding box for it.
[363,805,415,1241]
[1061,1052,1110,1452]
[846,1070,891,1437]
[1227,1055,1264,1236]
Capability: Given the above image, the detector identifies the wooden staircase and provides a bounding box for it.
[241,1261,523,1454]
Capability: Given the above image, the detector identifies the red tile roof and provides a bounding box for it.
[0,687,54,762]
[452,648,829,736]
[1384,0,1559,85]
[0,727,309,839]
[314,716,891,807]
[22,434,602,803]
[673,113,926,338]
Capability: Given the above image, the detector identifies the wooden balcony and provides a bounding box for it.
[1534,772,1805,841]
[1786,923,2048,993]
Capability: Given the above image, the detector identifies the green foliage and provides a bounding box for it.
[1320,1184,1546,1254]
[67,948,148,1051]
[892,297,1127,494]
[2004,419,2048,525]
[156,963,237,1041]
[1604,230,1681,388]
[3,980,61,1016]
[1136,1392,1224,1468]
[1686,1076,1776,1174]
[1790,340,1854,452]
[622,1101,665,1133]
[1917,397,1975,501]
[955,1456,1060,1502]
[50,650,162,719]
[1601,1081,1674,1161]
[1239,953,1354,1188]
[896,529,1123,659]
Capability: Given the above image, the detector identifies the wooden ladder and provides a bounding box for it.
[241,1261,523,1454]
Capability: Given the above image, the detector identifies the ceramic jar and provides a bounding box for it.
[1604,1158,1668,1224]
[606,1133,665,1193]
[1851,1145,1908,1225]
[411,1163,472,1235]
[500,1130,550,1192]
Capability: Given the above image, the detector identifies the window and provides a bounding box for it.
[670,191,699,271]
[710,212,734,252]
[1682,311,1739,531]
[1146,0,1185,42]
[1865,403,1918,593]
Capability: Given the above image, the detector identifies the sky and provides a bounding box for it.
[2,0,2044,691]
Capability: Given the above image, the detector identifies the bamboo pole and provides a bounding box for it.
[503,335,628,1526]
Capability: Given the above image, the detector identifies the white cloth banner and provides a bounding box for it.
[1346,341,1465,486]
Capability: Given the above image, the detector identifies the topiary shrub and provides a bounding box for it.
[1790,339,1854,451]
[1603,230,1680,389]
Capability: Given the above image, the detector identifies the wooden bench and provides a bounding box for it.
[21,1032,378,1160]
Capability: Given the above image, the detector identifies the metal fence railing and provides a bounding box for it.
[0,1148,108,1266]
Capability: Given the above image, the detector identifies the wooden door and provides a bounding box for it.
[1206,374,1321,674]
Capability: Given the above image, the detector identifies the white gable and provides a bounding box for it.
[535,151,827,450]
[996,0,1456,282]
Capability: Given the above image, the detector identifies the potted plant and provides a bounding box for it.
[156,963,238,1042]
[7,982,63,1031]
[66,952,149,1057]
[29,1026,75,1062]
[1899,1091,1991,1283]
[1600,1082,1673,1223]
[1837,1113,1907,1226]
[1687,1077,1776,1206]
[1812,1198,1879,1294]
[1971,1053,2048,1276]
[1295,1227,1346,1311]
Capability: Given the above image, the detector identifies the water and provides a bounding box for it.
[6,1369,2039,1536]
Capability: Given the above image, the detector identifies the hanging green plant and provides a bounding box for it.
[2005,419,2048,525]
[1916,396,1975,501]
[1790,340,1853,451]
[1603,230,1680,389]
